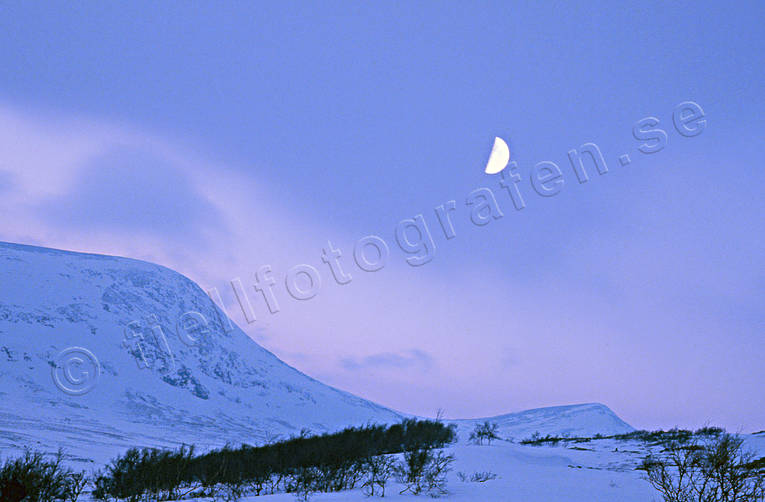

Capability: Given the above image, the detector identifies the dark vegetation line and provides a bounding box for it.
[520,426,728,446]
[1,419,456,502]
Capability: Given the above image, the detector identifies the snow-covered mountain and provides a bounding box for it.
[0,241,404,465]
[0,241,632,467]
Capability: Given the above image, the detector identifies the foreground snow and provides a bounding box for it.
[175,434,764,502]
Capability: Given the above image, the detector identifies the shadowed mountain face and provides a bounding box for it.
[0,241,632,467]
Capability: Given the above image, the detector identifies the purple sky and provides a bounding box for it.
[0,1,763,431]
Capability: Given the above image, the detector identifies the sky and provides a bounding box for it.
[0,1,763,431]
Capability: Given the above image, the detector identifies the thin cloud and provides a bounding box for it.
[340,349,433,371]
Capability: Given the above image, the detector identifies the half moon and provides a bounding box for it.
[484,137,510,174]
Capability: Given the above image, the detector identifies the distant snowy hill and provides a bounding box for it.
[452,403,634,442]
[0,242,632,467]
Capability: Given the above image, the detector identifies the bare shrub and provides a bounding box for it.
[361,455,396,497]
[397,449,454,497]
[422,450,455,497]
[0,449,86,502]
[457,471,497,483]
[469,422,500,445]
[641,433,765,502]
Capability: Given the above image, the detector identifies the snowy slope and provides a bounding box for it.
[0,241,634,470]
[450,403,634,442]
